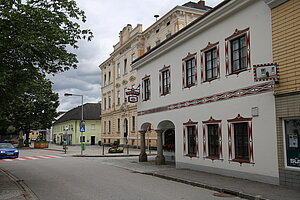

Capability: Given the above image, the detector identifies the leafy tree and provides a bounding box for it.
[0,0,92,143]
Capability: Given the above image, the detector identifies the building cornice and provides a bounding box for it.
[132,0,255,69]
[263,0,288,8]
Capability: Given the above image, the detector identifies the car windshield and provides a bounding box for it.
[0,143,14,149]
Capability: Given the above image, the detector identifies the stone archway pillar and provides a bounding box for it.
[139,130,147,162]
[155,129,165,165]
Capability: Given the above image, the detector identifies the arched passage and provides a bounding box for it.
[157,120,176,162]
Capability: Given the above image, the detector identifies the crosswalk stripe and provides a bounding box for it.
[0,155,62,162]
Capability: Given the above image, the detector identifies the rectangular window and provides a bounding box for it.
[104,121,106,133]
[103,98,106,110]
[104,74,106,86]
[124,88,127,103]
[117,118,120,132]
[117,90,120,105]
[108,71,111,83]
[284,119,300,168]
[161,69,170,95]
[208,124,219,157]
[187,126,196,155]
[91,124,96,130]
[108,121,111,133]
[205,48,217,80]
[143,78,150,101]
[80,136,85,143]
[231,35,247,72]
[186,58,196,87]
[132,116,135,131]
[108,96,111,109]
[124,59,128,74]
[234,122,249,160]
[117,63,121,78]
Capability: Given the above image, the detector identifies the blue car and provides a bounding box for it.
[0,143,19,159]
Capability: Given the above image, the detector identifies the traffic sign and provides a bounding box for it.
[80,126,85,132]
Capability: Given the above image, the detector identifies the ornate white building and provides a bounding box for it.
[133,0,279,185]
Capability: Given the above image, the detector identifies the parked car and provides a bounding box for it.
[0,143,19,159]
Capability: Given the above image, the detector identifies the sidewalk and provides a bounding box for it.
[0,168,37,200]
[93,155,300,200]
[45,143,155,157]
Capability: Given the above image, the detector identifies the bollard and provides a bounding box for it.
[102,144,105,155]
[127,144,129,155]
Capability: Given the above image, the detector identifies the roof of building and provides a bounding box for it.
[182,1,212,11]
[53,103,101,124]
[132,0,230,66]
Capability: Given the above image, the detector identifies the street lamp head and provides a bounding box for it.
[64,93,73,96]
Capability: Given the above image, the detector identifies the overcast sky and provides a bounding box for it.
[49,0,223,111]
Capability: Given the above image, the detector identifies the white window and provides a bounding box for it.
[117,90,120,105]
[117,63,120,78]
[124,88,127,103]
[124,59,128,74]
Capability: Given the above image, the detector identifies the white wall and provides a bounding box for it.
[136,0,278,184]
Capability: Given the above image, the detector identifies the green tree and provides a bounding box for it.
[0,0,92,142]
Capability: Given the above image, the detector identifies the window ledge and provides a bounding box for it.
[183,84,196,89]
[227,68,248,76]
[204,156,223,161]
[203,77,218,83]
[230,159,254,166]
[160,92,170,97]
[185,154,197,158]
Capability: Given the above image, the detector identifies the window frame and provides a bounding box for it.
[159,65,171,96]
[225,28,250,76]
[200,42,220,83]
[117,63,121,78]
[124,59,128,75]
[227,114,254,165]
[183,119,199,158]
[117,90,120,105]
[142,75,151,101]
[182,53,197,89]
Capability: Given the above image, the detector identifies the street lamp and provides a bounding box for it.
[64,93,84,155]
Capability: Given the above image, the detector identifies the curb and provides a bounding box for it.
[71,154,140,157]
[142,172,269,200]
[0,168,39,200]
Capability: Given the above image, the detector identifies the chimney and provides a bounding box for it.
[198,0,205,6]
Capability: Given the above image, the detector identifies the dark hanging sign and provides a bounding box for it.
[126,85,140,103]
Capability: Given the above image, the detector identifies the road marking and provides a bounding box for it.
[0,155,63,162]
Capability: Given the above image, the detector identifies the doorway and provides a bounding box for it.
[124,118,128,144]
[91,136,96,145]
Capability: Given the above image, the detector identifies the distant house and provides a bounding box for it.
[52,103,101,145]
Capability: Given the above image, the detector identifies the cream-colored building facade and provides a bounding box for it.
[100,1,211,146]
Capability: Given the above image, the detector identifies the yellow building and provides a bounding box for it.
[266,0,300,189]
[99,1,212,147]
[52,103,101,145]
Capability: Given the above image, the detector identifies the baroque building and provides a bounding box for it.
[99,1,211,146]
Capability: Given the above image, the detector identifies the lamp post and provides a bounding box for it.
[64,93,84,155]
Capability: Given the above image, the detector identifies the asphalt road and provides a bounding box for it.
[0,149,241,200]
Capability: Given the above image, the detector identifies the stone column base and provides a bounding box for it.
[139,153,148,162]
[155,155,165,165]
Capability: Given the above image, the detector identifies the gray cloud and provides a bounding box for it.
[49,0,222,111]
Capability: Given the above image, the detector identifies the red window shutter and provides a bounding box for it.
[182,63,185,89]
[194,56,197,84]
[159,72,162,96]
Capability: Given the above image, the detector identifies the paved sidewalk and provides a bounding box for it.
[45,143,156,157]
[98,156,300,200]
[0,168,37,200]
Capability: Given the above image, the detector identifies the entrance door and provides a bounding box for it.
[124,118,128,144]
[91,136,96,145]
